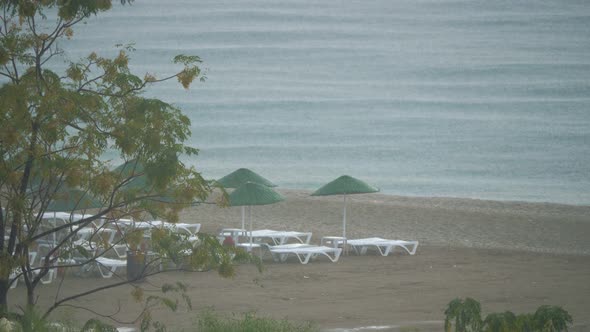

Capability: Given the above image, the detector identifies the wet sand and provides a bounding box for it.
[10,190,590,331]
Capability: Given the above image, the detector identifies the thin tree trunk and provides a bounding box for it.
[0,278,8,317]
[26,284,35,306]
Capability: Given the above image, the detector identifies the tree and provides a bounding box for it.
[0,0,249,325]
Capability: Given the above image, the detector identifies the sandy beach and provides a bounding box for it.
[11,190,590,331]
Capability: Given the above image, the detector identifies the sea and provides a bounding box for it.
[53,0,590,205]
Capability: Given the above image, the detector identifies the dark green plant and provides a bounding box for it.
[444,297,483,332]
[4,305,76,332]
[515,314,536,332]
[533,305,572,332]
[7,306,47,332]
[483,311,517,332]
[444,299,573,332]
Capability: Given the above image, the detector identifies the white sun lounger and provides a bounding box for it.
[142,221,201,236]
[9,271,18,289]
[9,251,38,289]
[347,237,419,256]
[249,229,313,245]
[34,244,57,284]
[266,244,342,264]
[10,251,56,287]
[95,257,127,278]
[72,228,129,258]
[118,220,200,238]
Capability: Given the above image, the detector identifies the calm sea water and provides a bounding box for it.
[58,0,590,204]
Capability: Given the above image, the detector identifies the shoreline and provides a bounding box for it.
[274,188,590,210]
[271,187,590,208]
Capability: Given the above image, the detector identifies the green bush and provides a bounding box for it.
[483,311,517,332]
[197,309,319,332]
[533,306,573,332]
[444,299,573,332]
[444,297,483,332]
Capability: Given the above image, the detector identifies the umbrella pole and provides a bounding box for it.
[53,211,58,249]
[249,205,253,250]
[342,194,347,239]
[241,206,245,230]
[343,194,348,255]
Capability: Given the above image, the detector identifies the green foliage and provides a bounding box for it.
[197,309,319,332]
[137,282,193,332]
[173,54,205,87]
[3,305,78,332]
[0,1,243,329]
[150,228,193,264]
[516,314,536,332]
[444,297,482,332]
[444,299,573,332]
[533,306,572,332]
[0,0,210,235]
[181,234,233,275]
[152,230,238,275]
[483,312,517,332]
[1,308,118,332]
[10,306,51,332]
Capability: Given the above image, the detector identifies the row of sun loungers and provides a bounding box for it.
[10,221,419,286]
[83,231,419,274]
[9,219,203,286]
[82,220,202,279]
[218,228,419,265]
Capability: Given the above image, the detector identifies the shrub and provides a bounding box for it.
[444,299,573,332]
[533,306,573,332]
[444,297,483,332]
[483,311,517,332]
[197,309,319,332]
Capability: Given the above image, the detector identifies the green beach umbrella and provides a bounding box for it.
[218,168,277,230]
[311,175,379,239]
[113,159,150,191]
[46,188,103,212]
[228,182,285,248]
[113,160,196,207]
[218,168,277,189]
